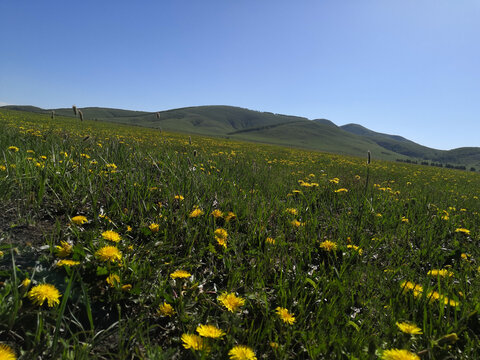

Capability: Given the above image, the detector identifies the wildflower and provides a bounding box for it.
[214,228,228,248]
[121,284,132,291]
[0,165,6,171]
[56,259,81,267]
[196,324,226,338]
[427,269,454,278]
[396,322,423,335]
[218,292,245,312]
[319,240,337,252]
[55,241,73,258]
[102,230,121,242]
[0,251,3,258]
[381,349,420,360]
[126,225,132,232]
[71,215,88,225]
[189,207,204,218]
[106,163,117,170]
[400,281,423,297]
[270,342,279,349]
[275,307,296,325]
[265,237,275,244]
[0,344,16,360]
[401,217,409,223]
[28,284,61,307]
[347,244,363,255]
[158,302,175,317]
[174,195,184,201]
[149,223,160,233]
[335,188,348,193]
[95,246,122,263]
[329,177,340,184]
[181,333,210,352]
[21,278,31,288]
[106,274,120,287]
[8,146,19,152]
[228,345,257,360]
[285,208,298,215]
[225,211,236,222]
[211,209,223,218]
[291,220,303,227]
[455,228,470,235]
[170,270,192,279]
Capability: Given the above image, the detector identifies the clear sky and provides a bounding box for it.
[1,0,479,150]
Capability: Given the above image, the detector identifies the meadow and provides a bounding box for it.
[0,108,479,359]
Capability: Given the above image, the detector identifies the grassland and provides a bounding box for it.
[6,105,480,168]
[0,108,479,359]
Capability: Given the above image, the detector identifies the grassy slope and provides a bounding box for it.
[3,105,479,167]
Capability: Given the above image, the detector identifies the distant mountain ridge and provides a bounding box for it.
[2,104,479,168]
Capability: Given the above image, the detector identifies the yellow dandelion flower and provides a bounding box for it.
[319,240,337,252]
[8,146,19,152]
[95,246,122,263]
[21,278,31,289]
[170,270,192,279]
[28,284,61,307]
[228,345,257,360]
[285,208,298,215]
[291,220,303,227]
[55,241,73,258]
[71,215,87,225]
[149,223,160,233]
[181,333,210,352]
[270,342,279,349]
[56,259,81,267]
[455,228,470,235]
[101,230,121,242]
[427,269,454,278]
[196,324,226,338]
[396,322,423,335]
[211,209,223,218]
[335,188,348,193]
[329,177,340,184]
[189,207,204,218]
[106,274,120,287]
[0,344,16,360]
[275,307,296,325]
[121,284,132,291]
[265,237,275,244]
[174,195,184,201]
[218,292,245,312]
[158,302,175,317]
[381,349,420,360]
[126,225,132,232]
[347,244,363,255]
[401,217,409,223]
[400,281,423,295]
[225,211,236,222]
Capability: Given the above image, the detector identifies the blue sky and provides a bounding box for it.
[1,0,479,150]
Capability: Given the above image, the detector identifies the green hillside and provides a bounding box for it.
[3,105,479,167]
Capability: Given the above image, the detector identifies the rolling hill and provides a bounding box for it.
[2,104,479,168]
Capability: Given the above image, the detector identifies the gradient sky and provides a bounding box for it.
[1,0,479,150]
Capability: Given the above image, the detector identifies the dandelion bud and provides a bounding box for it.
[438,333,459,345]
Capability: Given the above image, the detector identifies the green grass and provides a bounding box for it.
[4,105,480,168]
[0,108,479,359]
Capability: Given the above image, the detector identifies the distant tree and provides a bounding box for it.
[470,167,476,172]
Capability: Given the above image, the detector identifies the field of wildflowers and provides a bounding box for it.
[0,108,479,359]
